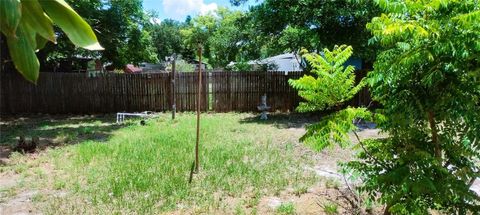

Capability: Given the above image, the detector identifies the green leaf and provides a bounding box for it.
[18,18,37,49]
[35,34,48,50]
[39,0,103,50]
[21,0,56,42]
[7,25,40,83]
[0,0,22,37]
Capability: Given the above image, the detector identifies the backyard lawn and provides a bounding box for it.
[0,113,381,214]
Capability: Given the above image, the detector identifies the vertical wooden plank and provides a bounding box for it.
[191,72,194,111]
[204,70,208,111]
[139,74,143,111]
[182,72,186,112]
[134,74,137,111]
[180,72,183,112]
[119,73,124,112]
[126,74,130,112]
[133,74,138,111]
[108,73,113,112]
[142,74,146,111]
[158,73,162,111]
[178,72,183,112]
[129,74,134,112]
[124,74,129,112]
[167,72,171,111]
[138,74,141,111]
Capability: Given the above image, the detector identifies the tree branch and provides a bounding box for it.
[427,111,442,162]
[342,173,361,208]
[353,130,390,170]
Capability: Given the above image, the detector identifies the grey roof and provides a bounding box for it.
[228,52,363,72]
[249,53,303,72]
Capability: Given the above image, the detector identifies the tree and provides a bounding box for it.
[151,19,189,61]
[180,12,214,60]
[289,45,367,151]
[121,25,158,66]
[240,0,380,62]
[179,8,260,69]
[38,0,158,70]
[353,0,480,213]
[229,0,250,6]
[0,0,102,83]
[292,0,480,214]
[206,8,245,67]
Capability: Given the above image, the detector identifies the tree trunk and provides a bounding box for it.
[383,204,391,215]
[428,111,442,162]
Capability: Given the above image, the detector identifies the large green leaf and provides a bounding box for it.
[35,34,48,50]
[19,19,37,49]
[0,0,22,37]
[7,25,40,83]
[21,0,55,42]
[39,0,103,50]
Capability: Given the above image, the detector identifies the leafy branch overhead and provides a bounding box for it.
[0,0,103,83]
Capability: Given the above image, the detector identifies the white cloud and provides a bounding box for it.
[162,0,218,20]
[199,2,218,15]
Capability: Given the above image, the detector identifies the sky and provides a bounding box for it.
[142,0,259,21]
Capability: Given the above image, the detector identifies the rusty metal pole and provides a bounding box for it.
[195,44,202,173]
[171,54,176,120]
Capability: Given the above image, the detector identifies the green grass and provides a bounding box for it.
[3,113,317,214]
[276,202,296,215]
[323,201,339,215]
[325,178,341,189]
[293,185,309,196]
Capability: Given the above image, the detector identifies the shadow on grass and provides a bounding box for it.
[240,111,378,131]
[0,114,135,161]
[239,111,327,129]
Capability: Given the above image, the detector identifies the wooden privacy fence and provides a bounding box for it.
[0,71,371,114]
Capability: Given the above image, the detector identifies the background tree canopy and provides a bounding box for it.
[37,0,158,71]
[180,8,249,68]
[232,0,381,62]
[175,0,381,68]
[2,0,382,72]
[151,19,191,62]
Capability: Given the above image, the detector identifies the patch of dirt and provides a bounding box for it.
[0,151,61,215]
[0,146,11,165]
[0,173,18,190]
[0,190,39,215]
[300,125,385,182]
[256,182,384,215]
[251,126,386,215]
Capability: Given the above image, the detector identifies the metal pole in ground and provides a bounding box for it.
[195,44,202,173]
[171,54,176,120]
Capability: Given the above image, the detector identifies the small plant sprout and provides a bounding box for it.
[276,202,295,215]
[323,201,338,215]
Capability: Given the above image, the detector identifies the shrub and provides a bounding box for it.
[290,1,480,213]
